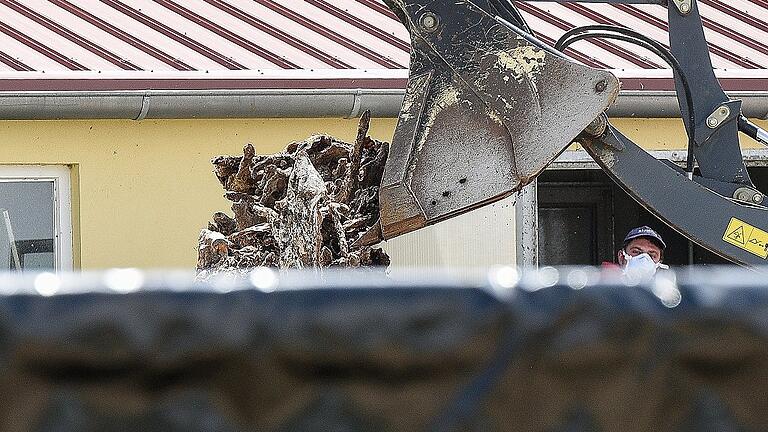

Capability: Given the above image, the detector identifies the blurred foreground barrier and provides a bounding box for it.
[0,267,767,431]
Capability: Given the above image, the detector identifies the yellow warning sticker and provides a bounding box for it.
[723,218,768,259]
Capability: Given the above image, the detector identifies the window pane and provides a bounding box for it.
[0,181,55,271]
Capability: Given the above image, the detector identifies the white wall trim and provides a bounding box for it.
[551,148,768,168]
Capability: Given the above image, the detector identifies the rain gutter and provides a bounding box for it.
[0,89,405,120]
[0,67,767,120]
[0,89,765,120]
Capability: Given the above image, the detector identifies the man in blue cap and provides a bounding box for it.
[616,226,668,274]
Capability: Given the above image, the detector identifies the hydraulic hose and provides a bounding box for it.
[555,26,697,175]
[739,116,768,147]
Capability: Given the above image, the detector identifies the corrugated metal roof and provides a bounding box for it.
[0,0,766,91]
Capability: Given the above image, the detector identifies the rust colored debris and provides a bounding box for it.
[197,112,390,278]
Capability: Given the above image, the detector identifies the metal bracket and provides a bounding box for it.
[135,93,151,120]
[694,100,741,147]
[671,0,692,15]
[707,105,731,129]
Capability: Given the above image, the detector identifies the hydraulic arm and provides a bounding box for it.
[365,0,768,266]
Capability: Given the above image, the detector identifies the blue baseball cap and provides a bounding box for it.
[623,226,666,250]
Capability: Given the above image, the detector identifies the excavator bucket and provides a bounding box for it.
[374,0,620,241]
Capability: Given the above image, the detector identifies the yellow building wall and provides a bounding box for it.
[0,118,394,270]
[0,117,765,270]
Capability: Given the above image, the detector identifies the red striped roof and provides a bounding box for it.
[0,0,766,91]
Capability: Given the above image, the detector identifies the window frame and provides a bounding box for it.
[0,165,73,272]
[516,149,768,265]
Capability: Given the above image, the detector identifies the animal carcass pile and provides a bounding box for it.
[197,112,390,278]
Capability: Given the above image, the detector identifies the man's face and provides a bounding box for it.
[617,238,663,266]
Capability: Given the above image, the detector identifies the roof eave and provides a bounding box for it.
[0,70,765,120]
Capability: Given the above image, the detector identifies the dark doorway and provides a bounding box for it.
[537,167,768,266]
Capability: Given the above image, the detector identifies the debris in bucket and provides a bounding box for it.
[197,111,390,279]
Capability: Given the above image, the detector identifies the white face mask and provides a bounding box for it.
[622,251,668,279]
